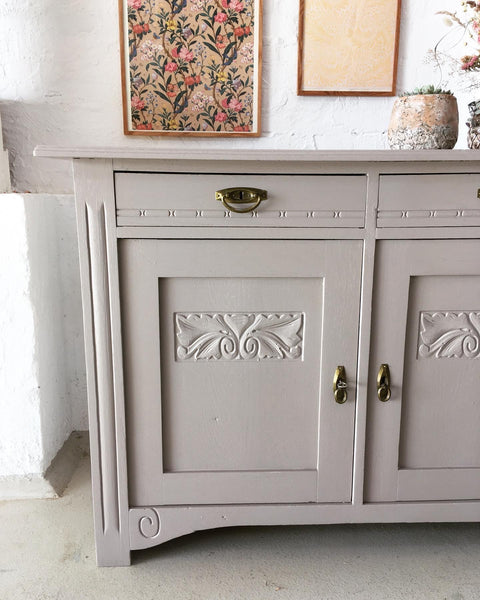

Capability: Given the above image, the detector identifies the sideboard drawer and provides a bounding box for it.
[115,172,366,228]
[378,174,480,227]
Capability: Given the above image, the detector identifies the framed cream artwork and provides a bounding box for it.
[298,0,401,96]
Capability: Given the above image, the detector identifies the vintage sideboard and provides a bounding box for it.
[34,148,480,566]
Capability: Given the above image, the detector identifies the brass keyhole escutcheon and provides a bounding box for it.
[333,365,348,404]
[377,363,391,402]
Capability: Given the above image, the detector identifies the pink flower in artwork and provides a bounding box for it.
[229,0,244,12]
[221,98,229,109]
[165,62,178,72]
[131,95,145,110]
[216,34,226,49]
[127,0,143,9]
[221,0,228,7]
[179,47,194,62]
[214,12,228,23]
[171,47,179,58]
[215,111,228,122]
[228,98,243,112]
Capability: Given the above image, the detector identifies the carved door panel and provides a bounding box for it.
[365,240,480,502]
[119,239,362,506]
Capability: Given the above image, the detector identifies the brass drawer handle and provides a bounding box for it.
[215,187,267,213]
[377,363,391,402]
[333,365,348,404]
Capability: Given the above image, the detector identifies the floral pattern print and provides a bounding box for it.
[124,0,259,134]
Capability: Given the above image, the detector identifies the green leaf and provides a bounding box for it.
[203,41,220,54]
[154,90,171,103]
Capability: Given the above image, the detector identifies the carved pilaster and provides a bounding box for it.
[73,159,130,566]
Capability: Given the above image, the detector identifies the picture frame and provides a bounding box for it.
[297,0,401,96]
[119,0,262,136]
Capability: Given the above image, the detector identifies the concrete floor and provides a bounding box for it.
[1,458,480,600]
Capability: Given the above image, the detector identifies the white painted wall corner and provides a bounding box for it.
[0,192,87,496]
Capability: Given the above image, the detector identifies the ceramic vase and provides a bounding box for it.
[388,94,459,150]
[466,100,480,149]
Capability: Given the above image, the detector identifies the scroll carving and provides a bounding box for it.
[175,312,304,361]
[137,508,161,539]
[418,311,480,358]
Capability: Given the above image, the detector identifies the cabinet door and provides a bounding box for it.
[365,240,480,502]
[120,239,362,506]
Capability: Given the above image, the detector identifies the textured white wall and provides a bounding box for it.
[0,0,476,479]
[24,195,87,462]
[0,0,473,194]
[0,194,82,478]
[0,197,43,476]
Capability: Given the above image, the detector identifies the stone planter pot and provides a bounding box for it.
[466,100,480,149]
[467,117,480,149]
[388,94,459,150]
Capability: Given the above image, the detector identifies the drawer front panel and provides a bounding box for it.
[378,174,480,227]
[115,172,366,228]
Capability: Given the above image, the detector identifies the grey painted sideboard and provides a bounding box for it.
[35,148,480,566]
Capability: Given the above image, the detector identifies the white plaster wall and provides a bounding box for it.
[24,195,86,465]
[0,0,473,194]
[0,196,43,476]
[0,193,84,479]
[53,197,88,430]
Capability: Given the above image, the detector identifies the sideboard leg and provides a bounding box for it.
[96,543,131,568]
[73,159,131,567]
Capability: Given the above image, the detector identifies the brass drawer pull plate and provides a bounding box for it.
[333,365,348,404]
[377,363,391,402]
[216,187,267,213]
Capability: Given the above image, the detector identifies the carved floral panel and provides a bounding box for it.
[175,312,304,360]
[418,311,480,359]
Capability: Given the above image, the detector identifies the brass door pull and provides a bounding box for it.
[333,365,348,404]
[377,363,391,402]
[216,187,267,213]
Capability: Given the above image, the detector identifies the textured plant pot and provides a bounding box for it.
[467,115,480,149]
[388,94,459,150]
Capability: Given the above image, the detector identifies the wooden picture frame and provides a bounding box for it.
[297,0,401,96]
[119,0,262,136]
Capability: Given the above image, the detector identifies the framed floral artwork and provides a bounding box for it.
[297,0,401,96]
[120,0,262,135]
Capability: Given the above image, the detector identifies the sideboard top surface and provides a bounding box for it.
[34,146,480,163]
